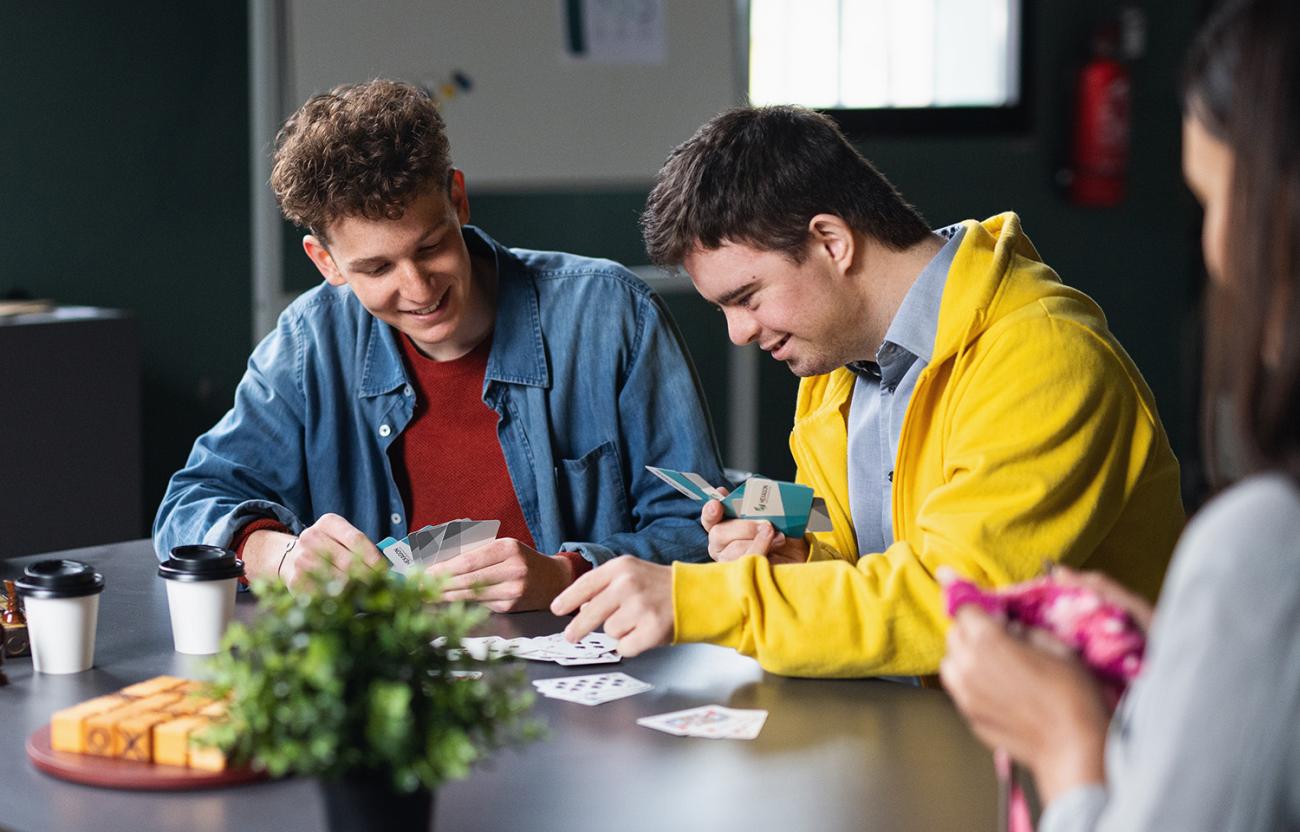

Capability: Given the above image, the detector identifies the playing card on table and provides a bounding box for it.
[636,705,769,740]
[459,636,530,661]
[515,632,621,665]
[455,632,621,665]
[532,672,652,705]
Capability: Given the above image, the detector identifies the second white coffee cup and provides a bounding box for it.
[159,545,245,655]
[15,559,105,674]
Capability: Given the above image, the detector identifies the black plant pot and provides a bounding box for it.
[319,776,435,831]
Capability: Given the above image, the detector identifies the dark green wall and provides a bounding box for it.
[3,1,1207,539]
[2,3,250,531]
[472,0,1207,489]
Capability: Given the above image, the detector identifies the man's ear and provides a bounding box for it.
[448,168,471,225]
[303,234,346,286]
[807,214,855,275]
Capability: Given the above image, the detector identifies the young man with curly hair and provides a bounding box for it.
[154,80,725,610]
[553,106,1184,676]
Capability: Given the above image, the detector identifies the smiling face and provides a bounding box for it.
[302,171,495,361]
[682,218,876,377]
[1182,113,1234,285]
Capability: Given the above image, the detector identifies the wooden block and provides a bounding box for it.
[197,700,228,719]
[114,711,172,761]
[188,741,228,772]
[120,675,186,699]
[164,695,218,716]
[172,680,208,695]
[153,716,210,768]
[50,695,129,753]
[83,693,182,756]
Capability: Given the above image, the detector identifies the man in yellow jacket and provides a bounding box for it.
[552,106,1183,677]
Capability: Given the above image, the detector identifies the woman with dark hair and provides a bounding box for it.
[940,0,1300,829]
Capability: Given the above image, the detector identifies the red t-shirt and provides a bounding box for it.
[233,332,591,582]
[391,333,535,545]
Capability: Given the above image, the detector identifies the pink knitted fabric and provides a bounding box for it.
[945,575,1148,832]
[944,575,1145,690]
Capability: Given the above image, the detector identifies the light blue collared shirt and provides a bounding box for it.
[846,224,964,555]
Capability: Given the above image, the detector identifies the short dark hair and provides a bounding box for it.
[640,105,931,266]
[270,79,452,238]
[1185,0,1300,480]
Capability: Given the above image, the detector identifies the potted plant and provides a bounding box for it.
[201,558,540,831]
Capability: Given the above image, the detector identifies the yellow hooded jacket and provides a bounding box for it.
[671,214,1184,677]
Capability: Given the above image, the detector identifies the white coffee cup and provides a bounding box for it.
[15,559,105,674]
[159,545,245,655]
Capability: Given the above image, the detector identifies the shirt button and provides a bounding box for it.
[390,513,402,525]
[403,385,414,397]
[379,424,392,437]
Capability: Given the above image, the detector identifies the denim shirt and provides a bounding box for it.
[153,226,726,566]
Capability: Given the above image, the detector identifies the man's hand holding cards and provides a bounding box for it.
[646,467,832,565]
[377,519,501,574]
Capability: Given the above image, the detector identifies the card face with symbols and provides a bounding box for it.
[645,467,833,538]
[532,672,652,706]
[452,632,621,666]
[636,705,768,739]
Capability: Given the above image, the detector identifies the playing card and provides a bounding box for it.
[806,497,833,533]
[517,633,620,663]
[448,669,483,681]
[460,636,529,660]
[379,519,501,574]
[407,523,449,561]
[645,466,830,538]
[636,705,768,739]
[436,520,498,560]
[378,537,416,571]
[646,465,727,501]
[554,652,622,666]
[451,632,620,665]
[532,672,651,705]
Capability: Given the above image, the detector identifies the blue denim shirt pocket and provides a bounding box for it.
[555,439,631,543]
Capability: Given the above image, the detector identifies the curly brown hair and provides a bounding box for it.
[270,79,452,238]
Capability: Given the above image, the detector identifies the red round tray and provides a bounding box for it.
[26,725,269,790]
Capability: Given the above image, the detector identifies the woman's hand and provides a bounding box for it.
[940,604,1111,804]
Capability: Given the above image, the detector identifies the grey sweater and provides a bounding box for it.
[1042,472,1300,831]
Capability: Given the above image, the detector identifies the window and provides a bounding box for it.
[745,0,1027,133]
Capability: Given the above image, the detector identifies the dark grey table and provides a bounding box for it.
[0,541,996,832]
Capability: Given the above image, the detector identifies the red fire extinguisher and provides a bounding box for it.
[1069,24,1131,207]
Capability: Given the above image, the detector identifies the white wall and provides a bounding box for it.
[286,0,741,189]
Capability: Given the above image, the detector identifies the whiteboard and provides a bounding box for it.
[285,0,741,189]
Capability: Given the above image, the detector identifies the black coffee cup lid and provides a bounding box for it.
[159,545,245,582]
[15,559,105,599]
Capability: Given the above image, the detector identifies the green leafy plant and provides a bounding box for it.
[201,559,541,793]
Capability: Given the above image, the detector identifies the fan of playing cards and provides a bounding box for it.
[460,632,622,666]
[378,518,499,574]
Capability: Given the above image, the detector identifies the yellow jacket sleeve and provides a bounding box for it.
[673,310,1181,677]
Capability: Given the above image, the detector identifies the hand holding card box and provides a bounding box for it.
[646,467,832,538]
[377,519,500,575]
